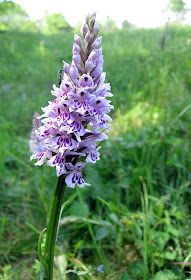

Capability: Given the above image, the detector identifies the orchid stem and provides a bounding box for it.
[43,175,66,280]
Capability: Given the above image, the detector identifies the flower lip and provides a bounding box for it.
[60,80,73,93]
[79,74,94,88]
[76,89,90,100]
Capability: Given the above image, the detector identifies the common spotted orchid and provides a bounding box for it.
[30,12,113,188]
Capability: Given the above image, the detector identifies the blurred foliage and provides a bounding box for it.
[101,16,117,32]
[0,0,73,33]
[168,0,188,19]
[122,20,136,31]
[42,13,73,33]
[0,0,29,32]
[168,0,186,13]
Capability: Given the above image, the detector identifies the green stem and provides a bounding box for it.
[141,184,149,280]
[43,175,66,280]
[40,166,49,221]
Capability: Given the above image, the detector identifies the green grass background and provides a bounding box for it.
[0,23,191,280]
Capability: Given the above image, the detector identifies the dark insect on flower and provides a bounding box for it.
[57,69,64,86]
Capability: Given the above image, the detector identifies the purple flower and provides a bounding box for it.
[79,74,94,88]
[65,162,90,188]
[30,150,52,166]
[97,265,104,273]
[60,81,74,94]
[30,13,114,188]
[29,112,44,153]
[86,147,100,164]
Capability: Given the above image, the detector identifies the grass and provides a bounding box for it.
[0,22,191,279]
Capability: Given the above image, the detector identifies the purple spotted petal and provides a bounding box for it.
[79,74,94,88]
[86,148,100,164]
[30,150,52,166]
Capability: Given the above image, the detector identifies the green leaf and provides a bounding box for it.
[74,240,84,254]
[165,225,182,237]
[120,272,133,280]
[154,201,164,217]
[0,214,6,243]
[56,201,69,242]
[153,271,169,280]
[161,251,176,260]
[151,231,170,251]
[136,225,142,239]
[153,269,179,280]
[38,228,47,269]
[111,225,118,241]
[25,221,41,234]
[128,262,144,278]
[157,233,170,251]
[95,227,109,240]
[69,201,89,218]
[60,215,112,227]
[109,213,119,223]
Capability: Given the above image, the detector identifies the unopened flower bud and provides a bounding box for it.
[90,11,96,18]
[76,64,83,73]
[85,30,92,43]
[97,72,106,84]
[93,23,99,36]
[97,47,102,56]
[81,23,89,38]
[73,51,81,65]
[92,63,103,77]
[89,50,98,61]
[85,59,95,73]
[74,34,83,46]
[96,55,103,65]
[92,36,102,49]
[63,61,70,74]
[89,16,96,29]
[73,43,81,54]
[85,14,90,24]
[70,64,78,80]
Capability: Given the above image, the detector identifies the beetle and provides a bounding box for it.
[57,69,64,86]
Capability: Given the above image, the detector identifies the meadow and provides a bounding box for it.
[0,23,191,280]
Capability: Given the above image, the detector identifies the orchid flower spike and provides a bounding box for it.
[30,12,114,188]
